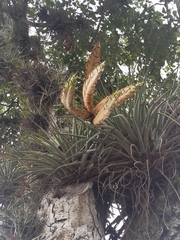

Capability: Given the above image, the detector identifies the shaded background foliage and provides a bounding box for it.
[0,0,180,239]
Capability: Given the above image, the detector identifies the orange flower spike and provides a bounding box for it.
[114,82,143,108]
[60,74,77,111]
[93,82,143,125]
[61,75,90,120]
[83,61,105,113]
[84,42,101,82]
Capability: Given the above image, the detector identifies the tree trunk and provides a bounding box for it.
[38,182,105,240]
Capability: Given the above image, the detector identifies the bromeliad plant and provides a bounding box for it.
[60,43,143,125]
[1,41,179,239]
[3,81,180,239]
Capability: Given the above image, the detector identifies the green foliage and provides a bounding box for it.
[4,80,180,238]
[0,0,179,141]
[0,192,43,240]
[0,0,180,239]
[0,23,23,145]
[26,0,179,81]
[0,157,43,240]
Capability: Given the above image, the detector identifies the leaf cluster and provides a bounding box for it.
[0,157,44,240]
[24,0,179,82]
[4,80,180,238]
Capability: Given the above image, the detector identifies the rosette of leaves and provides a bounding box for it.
[5,80,180,239]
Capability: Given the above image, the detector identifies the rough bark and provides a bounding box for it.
[38,182,104,240]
